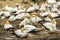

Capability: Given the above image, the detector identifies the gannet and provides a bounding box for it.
[4,20,13,29]
[43,19,57,32]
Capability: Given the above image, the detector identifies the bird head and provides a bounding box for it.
[52,19,55,24]
[30,3,34,6]
[32,15,36,17]
[21,28,24,32]
[48,13,51,17]
[26,14,31,18]
[44,3,48,8]
[5,20,10,24]
[24,19,29,25]
[40,10,44,14]
[52,19,56,27]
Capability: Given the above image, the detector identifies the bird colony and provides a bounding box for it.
[0,0,60,38]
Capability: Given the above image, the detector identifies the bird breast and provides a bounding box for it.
[4,24,13,29]
[8,15,16,21]
[24,25,36,32]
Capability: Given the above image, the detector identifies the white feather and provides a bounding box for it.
[47,0,56,4]
[4,24,13,29]
[27,6,36,12]
[24,25,36,32]
[4,12,10,17]
[57,2,60,5]
[8,15,16,21]
[14,29,28,38]
[5,5,17,12]
[39,4,46,11]
[15,13,25,20]
[45,17,51,22]
[43,21,57,32]
[30,17,42,23]
[19,18,31,27]
[50,13,59,18]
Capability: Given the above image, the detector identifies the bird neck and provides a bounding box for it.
[52,21,56,27]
